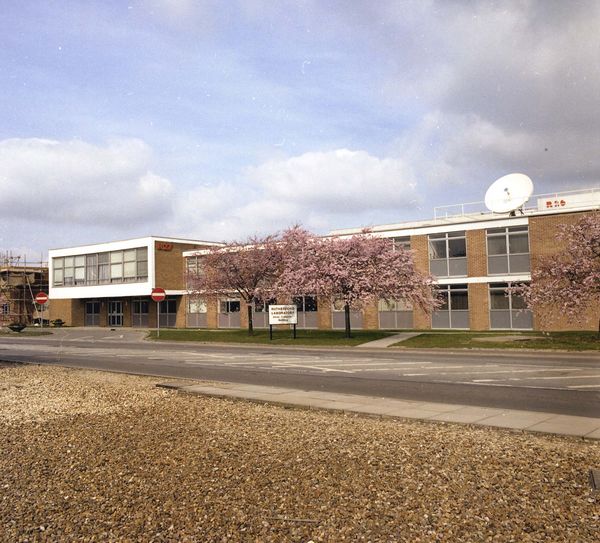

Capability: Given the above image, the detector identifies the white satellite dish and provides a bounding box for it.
[484,173,534,214]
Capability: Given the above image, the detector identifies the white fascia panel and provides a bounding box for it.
[435,275,531,285]
[50,280,153,300]
[341,217,530,239]
[49,237,154,258]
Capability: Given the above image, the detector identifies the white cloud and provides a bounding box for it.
[246,149,419,213]
[0,138,175,225]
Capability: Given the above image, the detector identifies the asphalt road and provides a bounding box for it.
[1,329,599,417]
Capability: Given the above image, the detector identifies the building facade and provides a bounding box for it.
[48,237,221,327]
[184,188,599,332]
[47,188,599,331]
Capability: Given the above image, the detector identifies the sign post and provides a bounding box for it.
[35,292,49,329]
[151,288,166,338]
[268,305,298,340]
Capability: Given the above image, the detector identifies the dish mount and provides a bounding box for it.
[484,173,534,216]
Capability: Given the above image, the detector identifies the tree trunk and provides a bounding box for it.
[247,303,254,335]
[344,303,352,339]
[597,315,599,339]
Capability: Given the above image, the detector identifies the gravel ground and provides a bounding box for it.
[1,364,598,542]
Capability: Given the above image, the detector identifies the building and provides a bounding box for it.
[48,237,222,327]
[0,253,49,326]
[48,187,599,331]
[184,187,599,332]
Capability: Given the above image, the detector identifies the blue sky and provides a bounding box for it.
[1,0,599,259]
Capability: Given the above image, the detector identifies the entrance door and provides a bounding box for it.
[108,301,123,327]
[132,299,149,327]
[85,301,100,326]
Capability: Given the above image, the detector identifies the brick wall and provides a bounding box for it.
[49,299,73,325]
[468,283,489,330]
[529,211,596,331]
[155,242,213,290]
[467,230,487,277]
[362,301,379,330]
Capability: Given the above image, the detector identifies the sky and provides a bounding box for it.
[1,0,599,260]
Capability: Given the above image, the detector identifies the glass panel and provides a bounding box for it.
[74,255,85,266]
[304,296,318,312]
[137,247,148,260]
[292,297,303,310]
[451,311,470,329]
[392,236,410,250]
[137,260,148,277]
[124,249,136,262]
[512,310,533,329]
[98,252,109,264]
[448,257,467,276]
[64,257,74,267]
[509,233,529,254]
[74,267,85,280]
[229,301,240,312]
[64,267,74,278]
[490,289,510,309]
[438,290,449,310]
[189,300,207,313]
[450,291,469,310]
[448,231,466,238]
[123,261,136,277]
[430,259,448,277]
[490,311,511,329]
[110,263,122,278]
[509,254,530,273]
[110,251,123,263]
[99,264,109,282]
[378,299,395,311]
[510,292,528,310]
[53,257,64,268]
[488,255,509,274]
[487,235,507,255]
[487,227,505,235]
[432,311,450,329]
[53,269,63,283]
[429,239,447,259]
[332,299,345,311]
[448,238,466,258]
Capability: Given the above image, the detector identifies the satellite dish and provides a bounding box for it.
[485,173,533,214]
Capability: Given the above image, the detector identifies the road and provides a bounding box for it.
[1,329,599,417]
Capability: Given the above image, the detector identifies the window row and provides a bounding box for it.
[53,247,148,286]
[428,226,530,278]
[186,285,531,330]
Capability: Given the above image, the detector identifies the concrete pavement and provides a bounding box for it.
[159,380,600,440]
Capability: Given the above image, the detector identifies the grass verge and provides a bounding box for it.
[395,331,600,351]
[0,329,53,336]
[148,328,392,346]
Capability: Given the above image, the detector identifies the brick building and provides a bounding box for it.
[48,188,599,331]
[48,237,221,327]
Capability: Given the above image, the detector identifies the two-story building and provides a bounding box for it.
[48,237,222,327]
[183,187,599,332]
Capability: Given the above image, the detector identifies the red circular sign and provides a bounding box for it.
[35,292,49,305]
[151,287,166,302]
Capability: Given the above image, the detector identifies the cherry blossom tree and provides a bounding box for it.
[517,211,600,335]
[186,234,283,334]
[278,227,439,338]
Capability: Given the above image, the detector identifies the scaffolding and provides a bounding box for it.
[0,252,49,327]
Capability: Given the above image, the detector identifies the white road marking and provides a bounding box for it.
[567,384,600,389]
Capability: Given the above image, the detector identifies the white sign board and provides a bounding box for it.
[268,304,298,325]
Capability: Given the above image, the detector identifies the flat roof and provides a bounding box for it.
[49,235,223,252]
[329,187,600,236]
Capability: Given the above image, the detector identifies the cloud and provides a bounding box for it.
[246,149,418,213]
[0,138,175,225]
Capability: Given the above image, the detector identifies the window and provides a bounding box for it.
[52,247,149,287]
[1,303,9,315]
[188,299,207,313]
[489,282,533,329]
[220,300,241,313]
[432,284,469,329]
[159,297,177,328]
[254,299,276,312]
[429,231,467,277]
[378,299,413,329]
[391,236,411,251]
[293,295,318,312]
[487,226,530,274]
